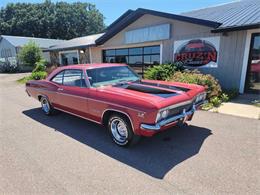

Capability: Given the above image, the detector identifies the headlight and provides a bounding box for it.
[156,109,169,123]
[161,110,169,118]
[195,93,206,103]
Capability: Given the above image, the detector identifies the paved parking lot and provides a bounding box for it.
[0,73,259,194]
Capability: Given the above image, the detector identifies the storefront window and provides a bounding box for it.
[246,33,260,93]
[129,47,143,55]
[102,45,160,65]
[60,51,79,65]
[116,49,128,55]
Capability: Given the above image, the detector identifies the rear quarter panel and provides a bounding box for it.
[26,80,58,103]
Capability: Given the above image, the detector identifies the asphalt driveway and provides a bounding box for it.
[0,73,259,194]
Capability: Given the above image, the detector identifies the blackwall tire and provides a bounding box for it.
[108,114,140,147]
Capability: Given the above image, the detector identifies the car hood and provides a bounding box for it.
[96,80,201,108]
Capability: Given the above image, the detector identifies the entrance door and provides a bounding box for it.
[245,33,260,93]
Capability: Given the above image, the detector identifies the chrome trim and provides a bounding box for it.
[159,99,193,112]
[53,107,102,124]
[36,87,144,113]
[101,109,135,133]
[141,105,197,131]
[31,87,143,112]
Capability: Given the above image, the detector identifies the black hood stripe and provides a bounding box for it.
[138,81,190,92]
[115,83,179,98]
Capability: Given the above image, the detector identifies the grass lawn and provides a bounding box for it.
[17,75,32,84]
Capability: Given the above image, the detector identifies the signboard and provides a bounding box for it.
[174,37,220,68]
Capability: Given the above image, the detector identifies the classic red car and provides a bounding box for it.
[26,64,206,146]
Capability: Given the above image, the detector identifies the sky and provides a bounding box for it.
[0,0,237,25]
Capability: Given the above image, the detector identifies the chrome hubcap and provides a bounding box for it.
[41,98,50,113]
[111,118,128,144]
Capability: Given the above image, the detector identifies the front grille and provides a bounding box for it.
[168,102,194,117]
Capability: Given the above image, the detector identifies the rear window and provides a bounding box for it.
[51,69,86,87]
[51,71,64,84]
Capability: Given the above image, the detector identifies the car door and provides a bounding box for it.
[54,69,89,117]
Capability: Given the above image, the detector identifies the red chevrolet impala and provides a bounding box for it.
[26,64,206,146]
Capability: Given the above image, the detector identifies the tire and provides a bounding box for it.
[107,114,140,147]
[40,96,54,115]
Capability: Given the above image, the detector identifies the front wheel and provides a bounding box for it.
[40,97,54,115]
[108,114,140,147]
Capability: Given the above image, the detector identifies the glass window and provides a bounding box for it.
[63,69,84,87]
[144,55,152,65]
[104,50,115,56]
[60,51,78,65]
[116,49,128,56]
[51,71,64,84]
[115,56,128,63]
[246,33,260,93]
[129,47,143,55]
[129,56,143,64]
[144,46,160,54]
[151,55,160,65]
[102,45,160,67]
[86,66,139,87]
[105,56,116,63]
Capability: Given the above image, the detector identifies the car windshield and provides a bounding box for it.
[86,66,140,87]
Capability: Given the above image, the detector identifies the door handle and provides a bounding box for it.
[57,88,63,91]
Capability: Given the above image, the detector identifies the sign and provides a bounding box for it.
[174,37,220,68]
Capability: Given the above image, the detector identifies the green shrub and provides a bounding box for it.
[170,70,222,99]
[221,93,229,102]
[144,62,184,80]
[201,102,214,111]
[223,88,239,100]
[31,71,47,80]
[210,96,222,107]
[18,41,43,67]
[32,59,47,73]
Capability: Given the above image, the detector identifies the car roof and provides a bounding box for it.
[46,63,128,80]
[64,63,127,70]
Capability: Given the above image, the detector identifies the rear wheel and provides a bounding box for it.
[107,114,140,147]
[40,97,54,115]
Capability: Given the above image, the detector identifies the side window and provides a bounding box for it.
[63,69,85,87]
[51,71,64,84]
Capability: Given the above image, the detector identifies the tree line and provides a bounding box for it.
[0,0,105,40]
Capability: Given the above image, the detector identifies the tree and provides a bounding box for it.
[0,1,105,39]
[18,41,43,67]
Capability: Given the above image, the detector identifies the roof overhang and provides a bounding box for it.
[44,43,96,52]
[96,8,221,45]
[211,23,260,33]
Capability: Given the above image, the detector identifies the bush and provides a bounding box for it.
[18,41,43,67]
[144,62,184,80]
[33,59,47,73]
[170,70,222,99]
[31,71,47,80]
[0,63,19,73]
[221,93,229,102]
[223,88,239,100]
[210,96,222,107]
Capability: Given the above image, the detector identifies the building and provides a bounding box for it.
[0,35,64,70]
[46,33,104,66]
[46,0,260,94]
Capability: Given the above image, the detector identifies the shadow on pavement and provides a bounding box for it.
[23,108,212,179]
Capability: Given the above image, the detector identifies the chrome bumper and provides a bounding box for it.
[140,102,206,131]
